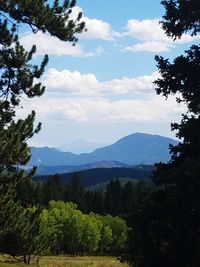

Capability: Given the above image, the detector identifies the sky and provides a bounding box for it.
[17,0,200,148]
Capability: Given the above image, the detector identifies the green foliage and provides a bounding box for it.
[98,225,113,253]
[0,206,46,264]
[16,178,44,207]
[40,200,127,256]
[0,0,85,262]
[79,214,102,254]
[0,0,85,43]
[102,215,127,253]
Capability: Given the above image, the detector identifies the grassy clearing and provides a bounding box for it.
[0,255,129,267]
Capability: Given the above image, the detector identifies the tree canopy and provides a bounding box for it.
[161,0,200,38]
[0,0,85,262]
[125,1,200,267]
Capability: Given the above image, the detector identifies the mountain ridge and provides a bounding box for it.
[29,132,179,167]
[33,160,130,175]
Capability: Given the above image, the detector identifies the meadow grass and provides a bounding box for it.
[0,255,130,267]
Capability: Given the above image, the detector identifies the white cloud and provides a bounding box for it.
[99,97,180,123]
[16,66,185,128]
[125,41,174,53]
[49,103,88,122]
[20,31,104,57]
[19,4,119,57]
[102,72,158,95]
[42,68,101,97]
[82,17,120,40]
[15,69,184,126]
[124,18,200,53]
[70,6,120,40]
[42,68,159,97]
[126,19,167,42]
[18,93,185,125]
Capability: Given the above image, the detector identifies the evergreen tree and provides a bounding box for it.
[63,173,86,210]
[0,0,85,259]
[153,1,200,266]
[105,179,123,216]
[125,1,200,267]
[90,190,105,214]
[0,207,45,264]
[43,174,63,205]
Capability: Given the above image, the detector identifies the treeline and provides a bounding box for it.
[0,200,127,263]
[35,165,153,186]
[9,174,153,263]
[16,173,153,218]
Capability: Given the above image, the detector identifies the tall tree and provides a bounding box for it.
[63,173,86,210]
[43,174,63,206]
[105,179,123,216]
[125,1,200,267]
[152,1,200,264]
[0,0,85,259]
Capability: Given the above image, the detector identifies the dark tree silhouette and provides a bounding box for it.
[125,1,200,267]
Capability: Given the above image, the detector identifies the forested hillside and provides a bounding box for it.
[35,165,154,186]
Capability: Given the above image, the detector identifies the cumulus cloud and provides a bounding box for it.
[99,97,179,123]
[20,31,103,57]
[70,6,120,40]
[126,19,167,42]
[42,68,101,97]
[49,103,88,122]
[124,18,200,53]
[17,93,185,125]
[19,4,119,57]
[16,65,185,127]
[125,41,174,53]
[42,68,159,97]
[102,72,158,95]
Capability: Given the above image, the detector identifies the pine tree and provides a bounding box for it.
[125,1,200,267]
[64,173,86,210]
[105,179,123,216]
[152,1,200,266]
[0,0,85,259]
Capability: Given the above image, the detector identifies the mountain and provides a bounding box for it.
[30,147,77,166]
[59,139,107,154]
[35,165,154,187]
[34,161,129,175]
[28,132,179,167]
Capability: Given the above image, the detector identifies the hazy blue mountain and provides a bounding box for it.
[59,139,107,154]
[33,161,130,175]
[83,132,178,165]
[28,132,178,167]
[30,146,77,166]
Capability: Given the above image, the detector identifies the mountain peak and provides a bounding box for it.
[29,132,178,167]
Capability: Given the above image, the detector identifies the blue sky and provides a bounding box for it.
[17,0,200,148]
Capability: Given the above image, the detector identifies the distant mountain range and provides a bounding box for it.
[28,132,179,168]
[34,161,129,176]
